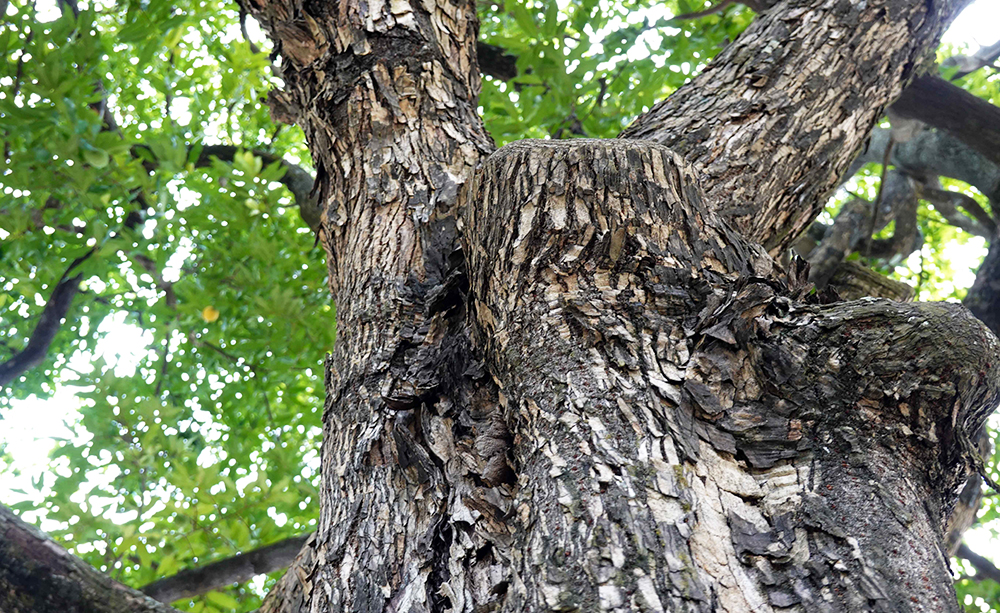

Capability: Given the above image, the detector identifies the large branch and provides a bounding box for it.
[620,0,972,253]
[140,533,311,603]
[891,76,1000,171]
[0,505,180,613]
[853,127,1000,203]
[0,250,92,389]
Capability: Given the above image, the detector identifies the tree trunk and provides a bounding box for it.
[239,0,1000,612]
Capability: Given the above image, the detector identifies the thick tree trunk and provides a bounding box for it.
[464,139,999,610]
[239,0,999,612]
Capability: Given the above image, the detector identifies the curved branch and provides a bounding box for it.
[853,127,1000,203]
[140,533,311,603]
[891,76,1000,171]
[0,249,93,389]
[917,185,995,237]
[956,543,1000,583]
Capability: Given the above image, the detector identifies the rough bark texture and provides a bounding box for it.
[464,139,1000,611]
[240,0,497,610]
[230,0,1000,612]
[620,0,972,253]
[0,505,180,613]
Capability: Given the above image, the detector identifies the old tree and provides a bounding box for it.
[5,0,1000,610]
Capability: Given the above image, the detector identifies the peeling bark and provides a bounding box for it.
[229,0,1000,612]
[465,139,999,611]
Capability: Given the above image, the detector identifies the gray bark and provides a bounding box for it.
[620,0,973,253]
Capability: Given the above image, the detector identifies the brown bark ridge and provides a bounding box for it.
[620,0,973,254]
[0,505,180,613]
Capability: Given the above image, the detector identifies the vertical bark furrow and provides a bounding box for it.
[621,0,973,254]
[465,138,1000,612]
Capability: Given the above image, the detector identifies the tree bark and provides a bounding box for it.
[464,139,999,610]
[0,505,180,613]
[209,0,1000,612]
[620,0,973,253]
[5,0,1000,608]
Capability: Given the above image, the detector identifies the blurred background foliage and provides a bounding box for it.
[0,0,998,610]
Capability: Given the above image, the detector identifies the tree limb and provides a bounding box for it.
[476,42,517,81]
[948,37,1000,81]
[853,127,1000,203]
[0,504,181,613]
[891,76,1000,170]
[140,533,311,603]
[0,249,93,389]
[917,185,996,236]
[956,543,1000,583]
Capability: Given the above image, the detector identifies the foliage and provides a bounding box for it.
[0,0,998,610]
[1,1,327,608]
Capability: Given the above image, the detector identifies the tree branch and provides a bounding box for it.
[948,37,1000,81]
[0,504,181,612]
[140,533,311,603]
[853,127,1000,204]
[957,543,1000,583]
[476,42,517,81]
[891,75,1000,170]
[917,185,995,236]
[0,249,93,389]
[132,144,322,232]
